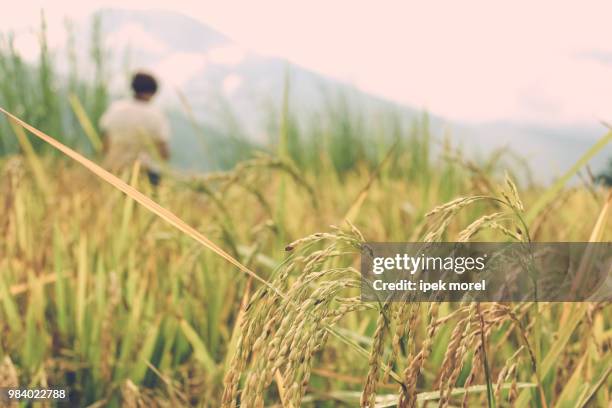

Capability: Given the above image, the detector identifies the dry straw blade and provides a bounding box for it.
[0,106,272,292]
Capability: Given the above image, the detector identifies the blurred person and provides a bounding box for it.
[100,71,170,186]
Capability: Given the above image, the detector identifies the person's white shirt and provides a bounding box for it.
[100,98,170,171]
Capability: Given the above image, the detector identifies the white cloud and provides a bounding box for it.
[153,52,207,87]
[222,74,242,94]
[5,0,612,126]
[11,32,40,62]
[107,22,168,54]
[208,45,245,66]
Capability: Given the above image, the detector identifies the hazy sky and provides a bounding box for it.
[3,0,612,126]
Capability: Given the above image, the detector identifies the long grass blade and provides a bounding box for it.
[8,118,51,198]
[179,319,216,373]
[525,130,612,224]
[68,93,103,153]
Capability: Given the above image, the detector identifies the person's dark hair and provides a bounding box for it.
[131,72,158,96]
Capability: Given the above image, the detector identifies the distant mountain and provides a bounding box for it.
[83,8,417,130]
[457,121,609,181]
[76,8,610,180]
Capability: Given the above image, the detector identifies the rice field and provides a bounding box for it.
[0,112,610,407]
[0,13,611,408]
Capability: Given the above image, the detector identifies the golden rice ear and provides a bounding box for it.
[0,356,19,389]
[503,172,524,212]
[361,306,389,407]
[120,379,142,408]
[457,212,504,242]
